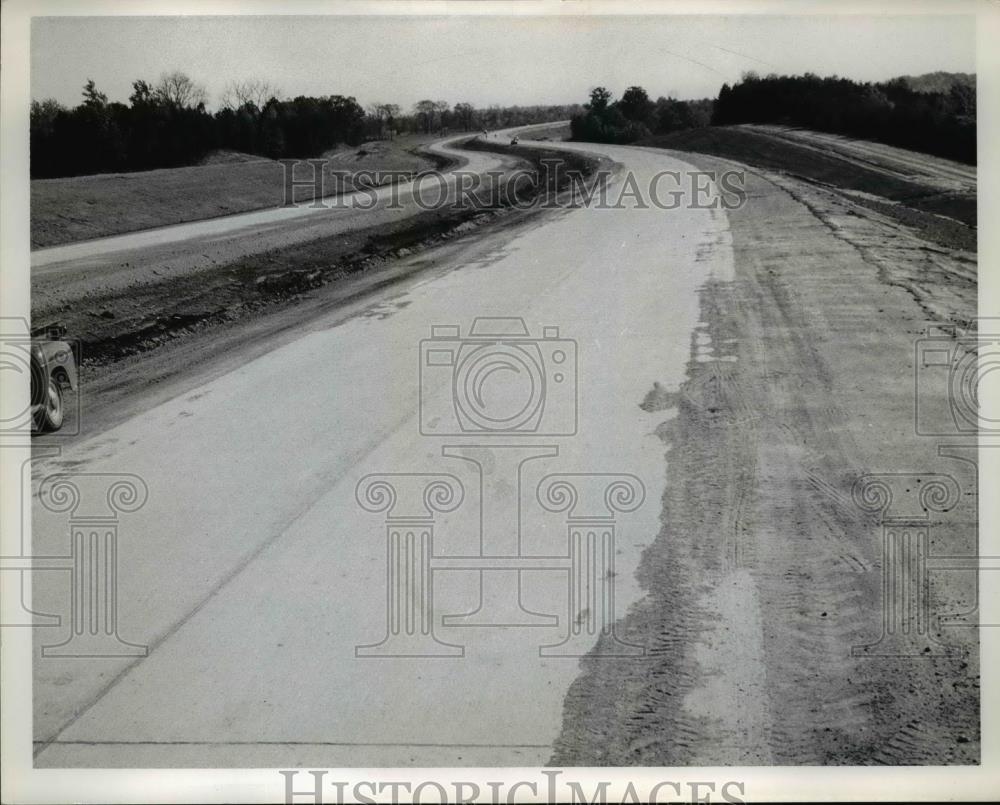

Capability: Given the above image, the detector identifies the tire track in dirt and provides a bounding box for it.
[551,157,978,766]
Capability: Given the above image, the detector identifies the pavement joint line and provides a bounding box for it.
[32,405,418,760]
[36,740,552,748]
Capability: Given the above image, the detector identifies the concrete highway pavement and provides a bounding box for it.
[29,136,736,766]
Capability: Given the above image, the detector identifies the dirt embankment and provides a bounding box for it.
[641,126,976,252]
[552,156,978,765]
[31,139,441,249]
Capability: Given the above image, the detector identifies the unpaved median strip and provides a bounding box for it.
[35,142,607,442]
[51,143,602,368]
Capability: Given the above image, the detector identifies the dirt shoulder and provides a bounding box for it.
[640,126,976,252]
[552,154,978,765]
[31,138,441,249]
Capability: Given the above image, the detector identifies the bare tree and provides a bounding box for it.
[220,78,280,112]
[414,99,437,133]
[453,102,476,131]
[154,71,208,109]
[380,103,401,138]
[366,102,402,139]
[368,102,400,124]
[433,100,450,132]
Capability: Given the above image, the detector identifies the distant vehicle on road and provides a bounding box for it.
[510,136,519,145]
[30,325,77,432]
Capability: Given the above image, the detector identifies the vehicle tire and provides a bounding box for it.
[35,377,64,432]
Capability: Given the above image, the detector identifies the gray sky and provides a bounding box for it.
[31,15,976,110]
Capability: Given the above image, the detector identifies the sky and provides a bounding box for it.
[31,15,976,110]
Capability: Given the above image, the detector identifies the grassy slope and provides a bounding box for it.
[641,127,975,250]
[31,138,438,249]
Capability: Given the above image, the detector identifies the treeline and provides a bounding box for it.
[383,100,581,138]
[569,72,975,165]
[713,72,975,164]
[30,73,583,178]
[570,86,712,144]
[31,74,367,178]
